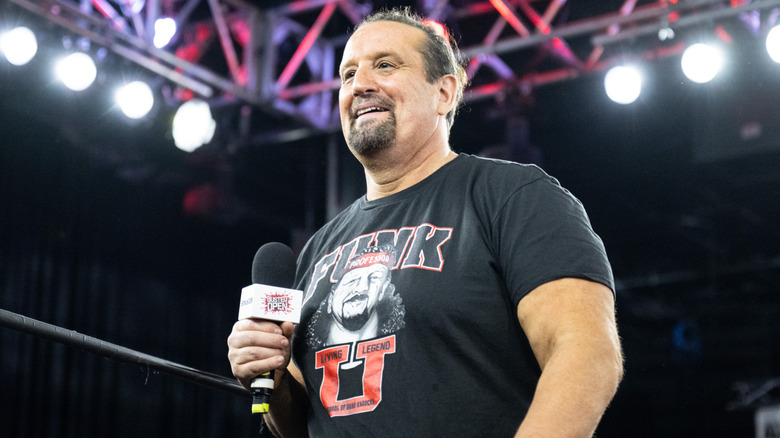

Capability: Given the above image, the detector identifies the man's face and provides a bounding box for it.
[338,21,443,157]
[330,264,390,331]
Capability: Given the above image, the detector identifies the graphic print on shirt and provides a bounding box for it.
[303,224,452,417]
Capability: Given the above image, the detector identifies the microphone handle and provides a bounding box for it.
[250,370,275,414]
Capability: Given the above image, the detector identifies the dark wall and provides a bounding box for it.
[0,108,285,437]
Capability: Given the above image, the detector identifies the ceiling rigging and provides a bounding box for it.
[8,0,779,144]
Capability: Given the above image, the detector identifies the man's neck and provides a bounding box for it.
[361,146,457,201]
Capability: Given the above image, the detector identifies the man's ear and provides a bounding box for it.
[436,74,458,117]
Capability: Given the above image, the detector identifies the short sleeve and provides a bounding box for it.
[493,176,614,306]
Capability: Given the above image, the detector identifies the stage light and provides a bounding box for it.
[116,81,154,119]
[0,26,38,66]
[767,25,780,64]
[153,17,177,48]
[56,52,97,91]
[172,99,216,152]
[658,27,675,41]
[604,65,642,104]
[681,43,724,83]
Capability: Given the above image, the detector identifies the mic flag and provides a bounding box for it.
[238,242,302,415]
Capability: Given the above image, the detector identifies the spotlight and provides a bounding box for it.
[116,81,154,119]
[172,99,216,152]
[681,43,724,83]
[658,27,675,41]
[56,52,97,91]
[153,17,177,48]
[767,25,780,64]
[604,65,642,105]
[0,26,38,66]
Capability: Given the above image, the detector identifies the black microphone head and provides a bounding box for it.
[251,242,296,288]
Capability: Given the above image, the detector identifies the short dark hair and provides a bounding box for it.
[357,7,468,129]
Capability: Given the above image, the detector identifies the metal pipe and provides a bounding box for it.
[0,308,249,398]
[207,0,242,82]
[276,1,337,92]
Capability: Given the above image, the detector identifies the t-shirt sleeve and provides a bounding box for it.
[493,176,614,306]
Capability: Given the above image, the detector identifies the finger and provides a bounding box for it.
[230,344,285,366]
[232,318,283,334]
[232,353,286,381]
[227,329,288,351]
[279,321,296,338]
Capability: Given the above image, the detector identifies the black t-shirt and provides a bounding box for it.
[292,154,613,437]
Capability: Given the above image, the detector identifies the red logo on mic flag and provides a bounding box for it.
[239,284,303,323]
[263,293,295,315]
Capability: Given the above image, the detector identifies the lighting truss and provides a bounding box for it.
[729,377,780,410]
[7,0,780,141]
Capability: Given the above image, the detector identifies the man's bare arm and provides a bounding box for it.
[515,277,624,438]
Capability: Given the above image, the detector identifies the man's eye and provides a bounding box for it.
[341,71,355,82]
[378,62,392,69]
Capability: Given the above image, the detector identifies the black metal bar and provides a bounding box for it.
[0,308,249,398]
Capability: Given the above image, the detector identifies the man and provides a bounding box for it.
[228,7,623,438]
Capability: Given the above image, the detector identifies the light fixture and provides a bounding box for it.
[681,43,724,84]
[766,24,780,64]
[56,52,97,91]
[172,99,216,152]
[116,81,154,119]
[604,65,642,105]
[0,26,38,66]
[153,17,177,49]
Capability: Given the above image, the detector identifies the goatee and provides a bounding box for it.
[348,112,396,155]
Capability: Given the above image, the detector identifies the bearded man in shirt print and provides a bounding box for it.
[304,245,406,351]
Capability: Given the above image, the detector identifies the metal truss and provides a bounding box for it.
[7,0,780,141]
[729,377,780,410]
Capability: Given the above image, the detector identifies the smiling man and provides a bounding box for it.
[228,7,623,438]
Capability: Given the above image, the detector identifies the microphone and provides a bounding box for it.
[238,242,302,415]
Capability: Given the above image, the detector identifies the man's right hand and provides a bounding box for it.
[227,319,295,390]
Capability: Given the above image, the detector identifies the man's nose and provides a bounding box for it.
[351,67,376,95]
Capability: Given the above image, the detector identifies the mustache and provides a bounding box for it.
[350,96,394,120]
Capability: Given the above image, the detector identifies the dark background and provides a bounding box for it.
[2,1,780,437]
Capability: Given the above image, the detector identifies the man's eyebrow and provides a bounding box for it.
[339,51,403,75]
[339,60,356,76]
